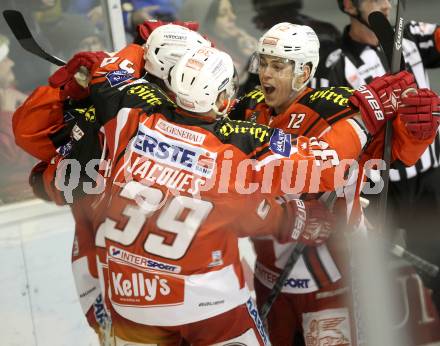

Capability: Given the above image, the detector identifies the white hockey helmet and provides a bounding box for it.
[169,46,238,115]
[143,24,211,83]
[257,22,320,91]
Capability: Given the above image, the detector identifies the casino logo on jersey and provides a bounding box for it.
[106,69,134,87]
[269,128,292,157]
[132,123,217,178]
[56,141,73,157]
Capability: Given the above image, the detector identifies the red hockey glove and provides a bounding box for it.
[137,20,168,41]
[49,51,107,100]
[349,71,416,135]
[399,88,440,140]
[137,19,199,41]
[282,199,334,246]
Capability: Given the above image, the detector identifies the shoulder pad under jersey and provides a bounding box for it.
[298,86,356,124]
[94,78,176,125]
[122,79,176,112]
[215,118,272,156]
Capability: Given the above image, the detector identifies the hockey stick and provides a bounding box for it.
[3,9,90,87]
[2,10,66,66]
[259,191,338,322]
[390,244,439,277]
[368,8,439,277]
[259,161,438,323]
[259,11,403,318]
[368,3,405,233]
[259,241,306,322]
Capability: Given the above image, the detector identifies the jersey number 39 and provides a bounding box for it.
[95,181,213,260]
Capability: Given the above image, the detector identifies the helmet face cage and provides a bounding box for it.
[169,47,236,114]
[143,24,211,81]
[257,54,295,78]
[257,22,320,91]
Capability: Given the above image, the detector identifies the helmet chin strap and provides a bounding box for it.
[213,98,232,118]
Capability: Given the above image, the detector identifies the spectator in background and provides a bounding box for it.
[179,0,258,81]
[0,0,53,92]
[64,0,104,30]
[240,0,342,94]
[39,13,106,63]
[122,0,183,39]
[252,0,341,45]
[33,0,63,25]
[0,34,35,204]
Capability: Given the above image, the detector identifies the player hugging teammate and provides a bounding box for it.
[11,11,440,346]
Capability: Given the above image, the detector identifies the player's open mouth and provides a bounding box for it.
[263,84,276,96]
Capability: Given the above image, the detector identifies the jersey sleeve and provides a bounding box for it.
[90,44,174,127]
[90,44,145,86]
[275,117,367,193]
[13,86,71,162]
[364,115,436,167]
[229,88,267,121]
[300,86,357,126]
[233,197,287,239]
[405,21,440,68]
[222,117,369,196]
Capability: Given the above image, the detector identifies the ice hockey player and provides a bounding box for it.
[80,25,429,341]
[229,22,440,345]
[240,0,342,94]
[12,22,210,345]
